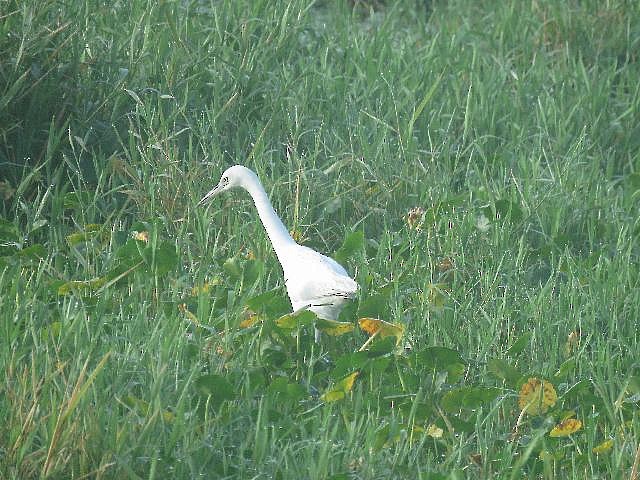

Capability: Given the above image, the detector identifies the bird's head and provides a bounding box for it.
[198,165,258,205]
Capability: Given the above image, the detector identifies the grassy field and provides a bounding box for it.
[1,0,639,478]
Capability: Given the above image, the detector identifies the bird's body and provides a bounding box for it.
[199,165,358,338]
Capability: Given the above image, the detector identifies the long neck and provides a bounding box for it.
[245,179,296,258]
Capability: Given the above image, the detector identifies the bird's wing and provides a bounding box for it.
[280,245,358,308]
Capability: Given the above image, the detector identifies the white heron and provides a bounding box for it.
[199,165,358,341]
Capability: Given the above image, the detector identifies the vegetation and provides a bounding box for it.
[1,0,639,478]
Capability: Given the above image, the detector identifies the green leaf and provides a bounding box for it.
[441,386,501,412]
[245,289,291,318]
[366,336,398,357]
[122,395,150,415]
[487,358,523,387]
[483,199,523,224]
[267,377,306,402]
[337,298,358,321]
[115,238,145,267]
[194,374,235,405]
[333,230,364,265]
[373,424,391,451]
[0,243,46,263]
[357,289,392,318]
[15,244,46,261]
[328,474,350,480]
[425,283,447,310]
[372,422,404,450]
[63,191,92,209]
[114,236,178,276]
[415,473,447,480]
[330,352,370,380]
[66,224,105,246]
[40,321,62,340]
[0,219,19,247]
[627,376,640,395]
[626,172,640,191]
[57,277,108,296]
[559,379,593,403]
[122,395,174,423]
[407,75,442,139]
[275,310,317,329]
[413,347,467,381]
[506,332,532,357]
[559,380,609,411]
[447,415,476,433]
[398,400,434,422]
[222,256,242,280]
[242,257,263,284]
[363,356,392,375]
[555,358,577,379]
[261,346,288,367]
[150,241,178,275]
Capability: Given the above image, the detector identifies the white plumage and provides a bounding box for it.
[199,165,358,339]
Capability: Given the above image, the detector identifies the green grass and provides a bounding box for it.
[1,0,639,478]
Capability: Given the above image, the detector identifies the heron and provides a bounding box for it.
[199,165,358,341]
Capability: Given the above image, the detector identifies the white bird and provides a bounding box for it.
[199,165,358,341]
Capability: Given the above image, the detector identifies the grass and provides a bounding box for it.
[1,0,639,478]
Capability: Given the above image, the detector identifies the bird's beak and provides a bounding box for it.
[198,183,223,206]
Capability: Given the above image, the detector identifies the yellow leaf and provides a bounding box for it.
[239,309,261,328]
[179,303,200,325]
[518,378,557,416]
[405,206,426,230]
[289,229,306,243]
[191,278,221,296]
[426,283,447,309]
[564,330,581,356]
[358,318,404,340]
[592,439,613,454]
[162,410,175,423]
[315,318,355,336]
[549,418,582,437]
[438,257,454,272]
[321,371,359,403]
[133,231,149,243]
[426,424,443,438]
[539,450,553,461]
[122,395,175,423]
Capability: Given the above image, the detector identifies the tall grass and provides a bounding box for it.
[1,0,639,478]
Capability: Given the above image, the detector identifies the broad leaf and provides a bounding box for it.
[66,224,105,246]
[267,377,306,402]
[487,358,523,387]
[330,352,370,380]
[441,386,501,412]
[484,199,523,223]
[194,374,236,406]
[358,317,404,340]
[506,332,532,357]
[315,318,355,336]
[413,347,466,381]
[321,371,359,402]
[275,310,317,329]
[245,289,291,318]
[333,230,364,265]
